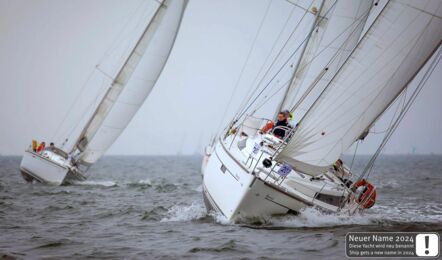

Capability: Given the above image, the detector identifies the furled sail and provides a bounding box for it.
[278,0,373,120]
[277,0,442,176]
[75,0,187,164]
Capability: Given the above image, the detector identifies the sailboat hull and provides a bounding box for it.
[202,140,308,221]
[20,150,84,185]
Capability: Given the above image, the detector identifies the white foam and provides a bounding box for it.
[137,179,152,185]
[378,179,400,189]
[158,201,442,226]
[369,203,442,223]
[269,207,372,227]
[269,203,442,228]
[209,211,234,225]
[74,180,117,187]
[160,202,207,222]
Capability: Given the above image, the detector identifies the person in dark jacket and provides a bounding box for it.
[273,112,289,138]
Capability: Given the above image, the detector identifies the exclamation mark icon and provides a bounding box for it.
[424,235,429,255]
[416,233,439,257]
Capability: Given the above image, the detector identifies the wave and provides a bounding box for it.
[267,207,372,228]
[141,206,168,221]
[160,202,207,222]
[125,179,152,189]
[188,240,248,253]
[369,204,442,223]
[156,198,442,229]
[192,185,202,192]
[31,190,72,196]
[199,203,442,228]
[242,205,442,229]
[72,180,117,187]
[71,179,154,188]
[378,179,401,189]
[154,183,178,193]
[137,179,152,185]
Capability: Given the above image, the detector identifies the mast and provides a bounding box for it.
[275,0,325,114]
[293,1,388,129]
[71,2,165,154]
[276,0,442,176]
[282,0,374,120]
[70,0,188,165]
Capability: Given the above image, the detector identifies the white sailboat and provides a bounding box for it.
[202,0,442,221]
[20,0,188,185]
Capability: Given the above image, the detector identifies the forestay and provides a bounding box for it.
[77,0,187,164]
[279,0,373,121]
[277,0,442,176]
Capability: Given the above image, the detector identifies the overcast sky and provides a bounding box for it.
[0,0,441,156]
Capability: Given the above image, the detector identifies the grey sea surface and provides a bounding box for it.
[0,155,441,259]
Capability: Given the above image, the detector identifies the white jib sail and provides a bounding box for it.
[277,0,442,176]
[279,0,373,120]
[77,0,187,164]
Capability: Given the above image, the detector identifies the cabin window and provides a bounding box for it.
[315,193,344,207]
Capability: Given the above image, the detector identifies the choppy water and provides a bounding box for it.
[0,155,441,259]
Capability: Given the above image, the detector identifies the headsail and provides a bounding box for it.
[278,0,374,120]
[277,0,442,176]
[75,0,187,164]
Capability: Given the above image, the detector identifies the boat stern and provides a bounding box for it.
[20,150,70,185]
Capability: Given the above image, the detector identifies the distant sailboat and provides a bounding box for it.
[20,0,188,185]
[201,0,441,221]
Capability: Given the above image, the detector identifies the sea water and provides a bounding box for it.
[0,155,441,259]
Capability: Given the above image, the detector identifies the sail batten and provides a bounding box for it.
[277,0,442,176]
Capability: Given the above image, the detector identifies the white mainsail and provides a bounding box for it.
[279,0,373,120]
[277,0,442,176]
[74,0,187,165]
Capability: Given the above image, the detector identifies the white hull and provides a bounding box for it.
[20,150,84,185]
[202,140,308,220]
[202,134,355,221]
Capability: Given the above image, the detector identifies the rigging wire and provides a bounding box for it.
[368,84,409,136]
[234,0,339,123]
[349,140,359,171]
[215,0,274,134]
[250,2,373,113]
[234,0,317,120]
[361,46,441,180]
[298,4,435,167]
[59,77,110,149]
[283,0,319,13]
[292,0,390,133]
[50,0,150,145]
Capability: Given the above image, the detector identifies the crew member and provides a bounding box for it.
[32,139,38,152]
[36,142,46,153]
[273,112,289,138]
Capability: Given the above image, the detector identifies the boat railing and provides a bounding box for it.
[236,122,369,211]
[346,185,377,214]
[269,126,293,140]
[250,156,290,186]
[227,115,273,148]
[25,145,47,156]
[235,115,294,139]
[262,165,289,186]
